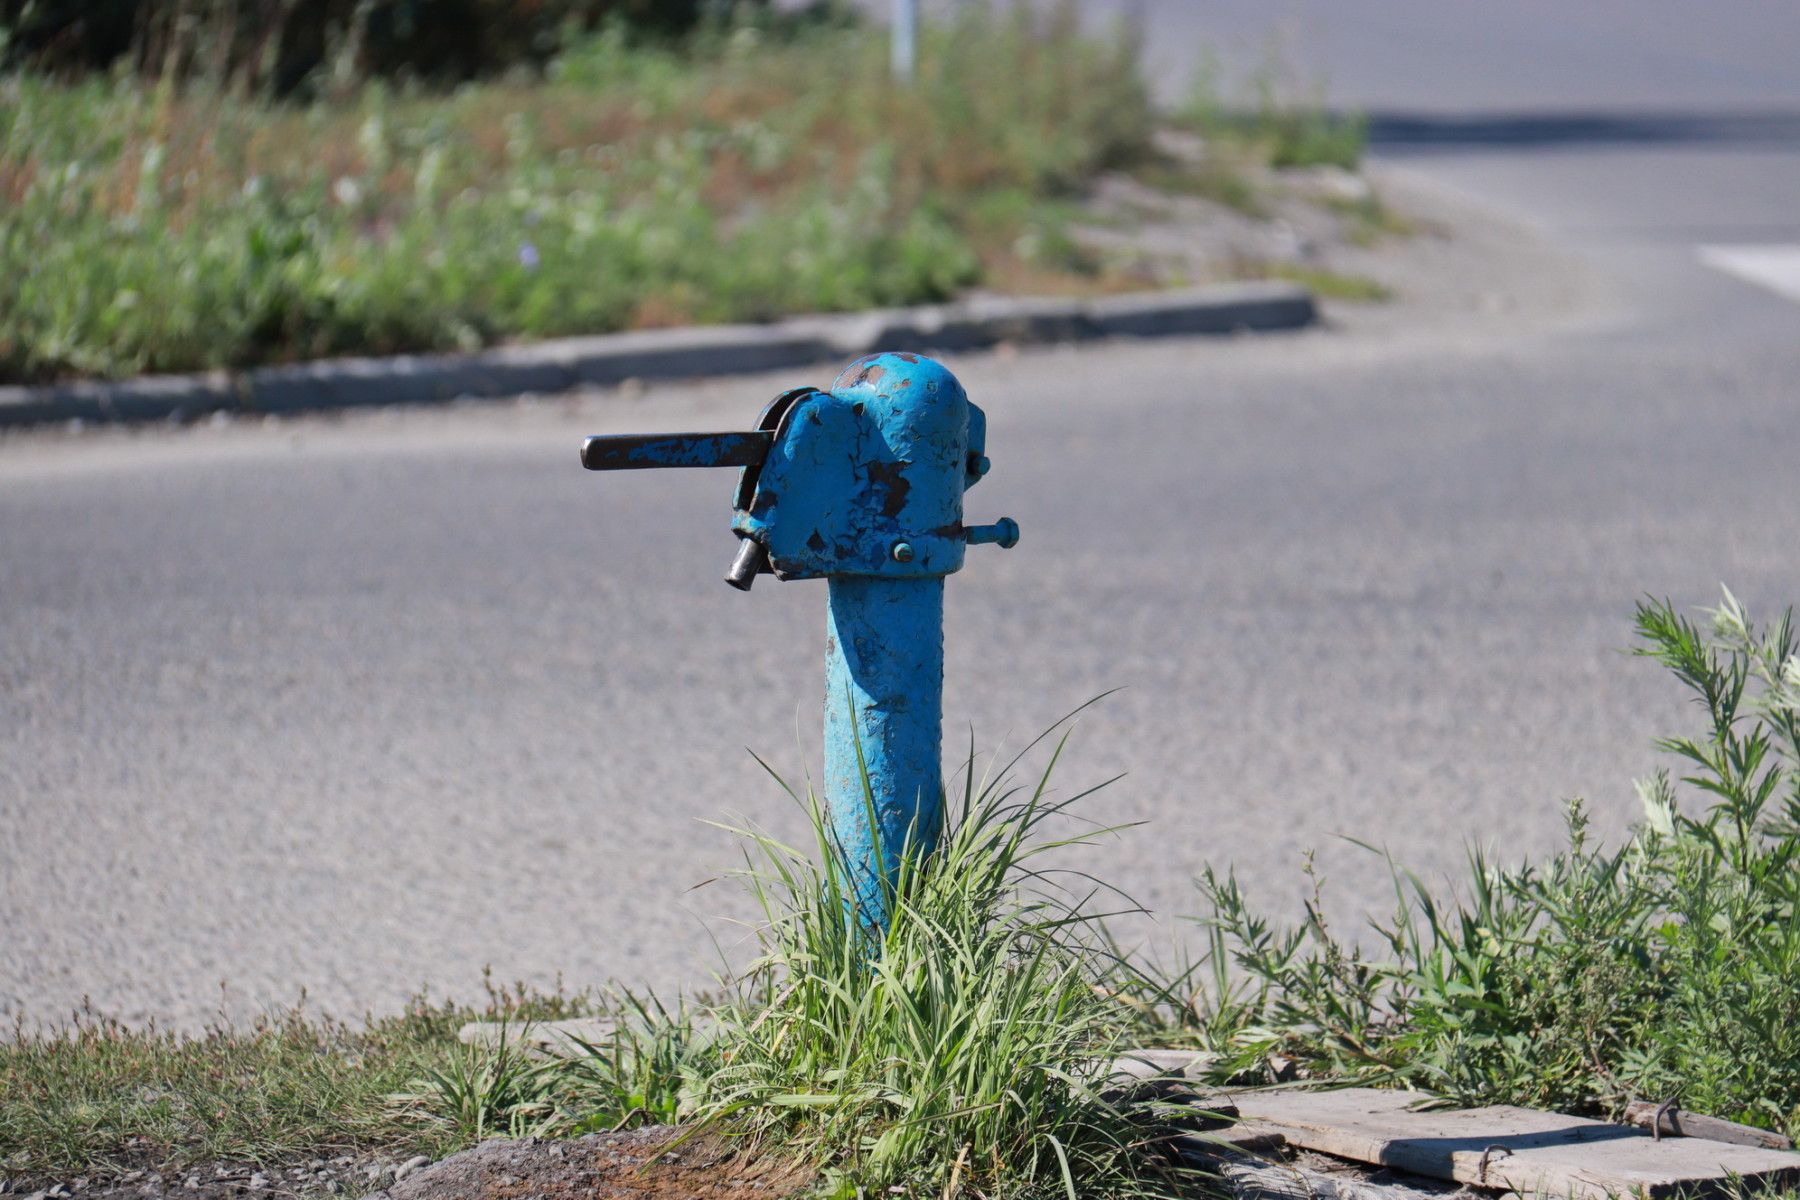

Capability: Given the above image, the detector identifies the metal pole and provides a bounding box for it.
[892,0,917,82]
[824,575,945,930]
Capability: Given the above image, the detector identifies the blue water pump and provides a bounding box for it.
[580,352,1018,930]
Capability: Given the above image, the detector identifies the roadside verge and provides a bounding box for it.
[0,283,1314,428]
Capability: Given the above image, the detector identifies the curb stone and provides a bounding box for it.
[0,282,1314,428]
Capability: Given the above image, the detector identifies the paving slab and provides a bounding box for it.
[1228,1088,1800,1200]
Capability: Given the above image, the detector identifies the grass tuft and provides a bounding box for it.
[390,988,714,1145]
[695,717,1193,1198]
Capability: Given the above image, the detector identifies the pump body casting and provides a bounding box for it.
[581,352,1016,931]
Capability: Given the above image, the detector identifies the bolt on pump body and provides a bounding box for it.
[581,353,1018,932]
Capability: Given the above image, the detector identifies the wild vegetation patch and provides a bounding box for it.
[1133,590,1800,1144]
[0,6,1155,383]
[1,3,1383,386]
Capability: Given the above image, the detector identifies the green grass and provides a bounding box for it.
[1175,55,1368,172]
[394,989,715,1144]
[1324,193,1419,246]
[1261,264,1391,302]
[0,5,1153,384]
[1,978,726,1184]
[1130,159,1267,219]
[1141,588,1800,1144]
[0,977,592,1179]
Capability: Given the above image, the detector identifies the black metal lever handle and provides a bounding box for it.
[581,431,773,471]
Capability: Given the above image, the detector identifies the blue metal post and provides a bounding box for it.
[824,575,944,928]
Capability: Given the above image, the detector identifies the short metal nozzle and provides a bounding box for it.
[725,538,769,591]
[964,518,1020,549]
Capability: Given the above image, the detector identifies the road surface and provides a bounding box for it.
[4,5,1799,1027]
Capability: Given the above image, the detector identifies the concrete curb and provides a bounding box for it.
[0,281,1314,427]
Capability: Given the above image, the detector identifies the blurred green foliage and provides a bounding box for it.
[0,5,1150,383]
[0,1,741,94]
[1177,48,1367,171]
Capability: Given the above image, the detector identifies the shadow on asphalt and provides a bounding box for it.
[1364,109,1800,153]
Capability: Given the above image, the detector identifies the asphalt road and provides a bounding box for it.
[5,6,1800,1028]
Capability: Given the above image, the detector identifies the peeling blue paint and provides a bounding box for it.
[730,355,976,582]
[825,575,945,928]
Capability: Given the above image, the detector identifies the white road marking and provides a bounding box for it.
[1698,244,1800,303]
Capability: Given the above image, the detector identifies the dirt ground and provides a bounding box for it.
[2,1129,810,1200]
[378,1128,812,1200]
